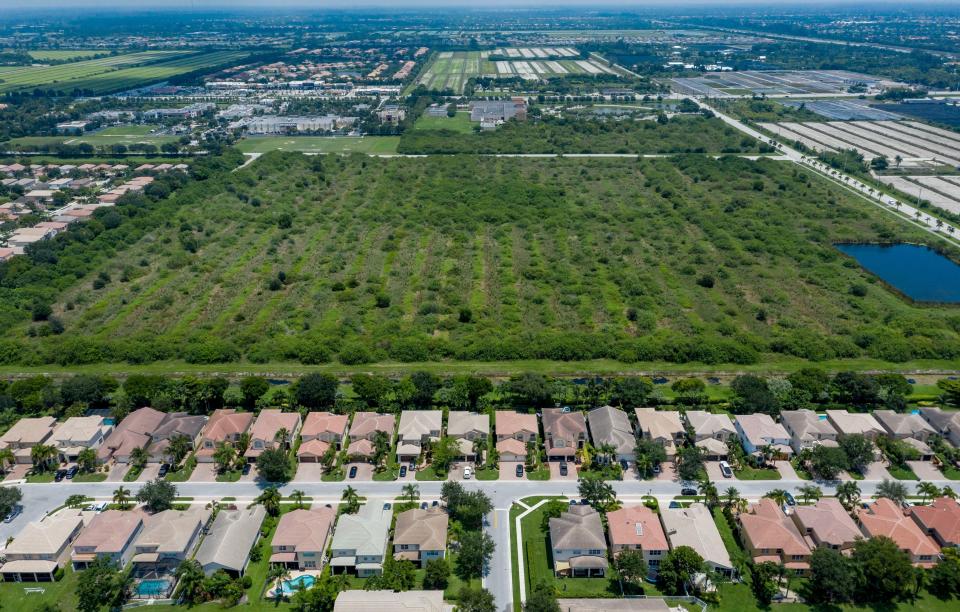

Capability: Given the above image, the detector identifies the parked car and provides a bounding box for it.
[241,463,251,476]
[349,465,358,479]
[54,469,67,482]
[84,502,107,513]
[383,503,391,510]
[158,464,169,478]
[3,505,22,523]
[681,487,698,496]
[463,466,473,479]
[516,464,524,478]
[668,501,681,509]
[432,500,439,507]
[65,465,79,479]
[421,502,428,509]
[559,462,569,476]
[652,464,661,475]
[719,461,733,478]
[784,492,796,507]
[399,465,407,477]
[619,459,629,472]
[408,461,416,471]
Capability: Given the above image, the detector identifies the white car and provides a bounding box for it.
[463,467,473,480]
[719,461,733,478]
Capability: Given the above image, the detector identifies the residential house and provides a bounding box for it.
[606,505,668,576]
[634,409,685,457]
[918,407,960,447]
[660,503,735,577]
[780,410,839,454]
[825,410,885,441]
[148,413,207,463]
[0,512,85,581]
[542,408,587,461]
[549,505,608,577]
[270,506,337,570]
[908,496,960,549]
[393,508,449,568]
[734,414,793,457]
[195,505,267,577]
[298,412,350,463]
[739,498,812,575]
[244,409,301,462]
[131,507,210,572]
[97,407,167,464]
[495,411,538,462]
[334,591,454,612]
[347,412,396,461]
[857,498,941,567]
[874,410,937,460]
[330,503,392,576]
[196,409,255,463]
[71,510,145,570]
[0,416,56,464]
[396,410,442,463]
[587,406,636,462]
[791,498,863,554]
[446,412,489,461]
[685,411,736,460]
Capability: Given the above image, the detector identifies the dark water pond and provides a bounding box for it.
[835,243,960,303]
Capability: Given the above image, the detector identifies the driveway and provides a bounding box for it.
[549,461,578,481]
[863,461,893,481]
[705,461,727,481]
[240,465,259,482]
[137,464,161,482]
[344,463,374,482]
[908,460,943,481]
[2,464,30,482]
[654,462,677,482]
[105,463,130,482]
[499,461,525,481]
[774,461,800,480]
[189,463,218,482]
[294,463,326,482]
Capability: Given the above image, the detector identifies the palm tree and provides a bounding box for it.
[877,479,909,506]
[275,427,290,450]
[634,454,652,479]
[597,442,616,466]
[113,486,131,509]
[796,484,822,505]
[0,447,16,474]
[31,444,57,471]
[236,432,251,456]
[166,434,193,467]
[267,564,291,602]
[917,481,941,505]
[291,489,306,509]
[764,488,789,507]
[697,476,719,508]
[723,487,741,509]
[130,446,150,470]
[255,486,282,516]
[373,431,391,468]
[402,483,420,503]
[76,448,98,473]
[213,442,236,474]
[941,486,957,500]
[836,481,861,511]
[341,486,360,514]
[472,438,485,466]
[175,559,206,604]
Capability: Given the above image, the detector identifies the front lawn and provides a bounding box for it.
[26,471,55,483]
[415,465,445,481]
[527,467,550,481]
[72,472,107,482]
[321,468,345,482]
[790,459,813,480]
[123,465,144,482]
[475,466,499,480]
[373,467,398,481]
[888,464,919,480]
[734,466,781,480]
[216,469,242,482]
[165,456,197,482]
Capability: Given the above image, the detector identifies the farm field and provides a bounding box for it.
[27,49,106,61]
[671,70,902,98]
[879,175,960,215]
[413,111,475,133]
[4,152,960,369]
[416,50,624,93]
[781,99,903,121]
[235,136,400,154]
[6,129,179,149]
[0,49,250,94]
[874,101,960,127]
[758,120,960,168]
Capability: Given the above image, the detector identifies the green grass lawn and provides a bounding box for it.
[711,506,751,569]
[734,466,781,481]
[29,49,106,61]
[26,471,55,483]
[888,464,919,480]
[791,459,813,480]
[72,472,107,482]
[321,469,345,482]
[415,465,445,481]
[373,467,398,481]
[715,582,959,612]
[0,565,80,611]
[414,111,475,134]
[96,124,163,136]
[123,465,144,482]
[236,136,400,155]
[476,466,499,480]
[216,469,242,482]
[165,457,197,482]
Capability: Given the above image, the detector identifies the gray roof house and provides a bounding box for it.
[874,410,937,448]
[549,505,608,577]
[330,503,392,577]
[586,406,635,462]
[685,411,736,459]
[780,410,839,454]
[918,407,960,447]
[660,503,734,578]
[195,505,266,577]
[397,410,442,463]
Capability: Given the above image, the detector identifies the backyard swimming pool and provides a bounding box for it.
[135,578,171,598]
[278,574,316,596]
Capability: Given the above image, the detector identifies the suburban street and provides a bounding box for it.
[2,473,954,611]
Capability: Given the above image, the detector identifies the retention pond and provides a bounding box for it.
[835,243,960,303]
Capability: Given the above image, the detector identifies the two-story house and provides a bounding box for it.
[734,414,793,458]
[97,408,167,464]
[542,408,587,462]
[874,410,937,460]
[346,412,396,462]
[446,412,489,462]
[0,416,57,464]
[195,409,255,463]
[495,411,538,462]
[131,507,210,572]
[587,406,636,463]
[549,505,608,577]
[791,498,862,554]
[780,410,839,454]
[908,496,960,549]
[918,408,960,448]
[858,498,940,567]
[634,409,685,457]
[49,416,113,464]
[298,412,350,463]
[330,503,392,576]
[739,498,812,575]
[270,506,337,570]
[0,512,85,582]
[244,409,301,462]
[396,410,442,464]
[393,507,449,568]
[685,410,736,460]
[606,505,668,577]
[71,509,145,570]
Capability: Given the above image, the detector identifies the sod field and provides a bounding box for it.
[7,125,178,149]
[0,49,250,94]
[236,136,400,155]
[28,49,106,61]
[2,150,959,369]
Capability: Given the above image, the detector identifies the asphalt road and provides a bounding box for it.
[2,475,953,611]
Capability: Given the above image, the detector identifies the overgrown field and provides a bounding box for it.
[397,116,761,154]
[2,152,960,368]
[0,49,250,94]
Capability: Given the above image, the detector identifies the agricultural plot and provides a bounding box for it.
[758,120,960,168]
[417,50,622,93]
[8,152,960,368]
[28,49,105,61]
[235,136,400,154]
[7,125,178,149]
[0,50,249,94]
[672,70,902,98]
[879,176,960,215]
[874,101,960,128]
[781,99,902,121]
